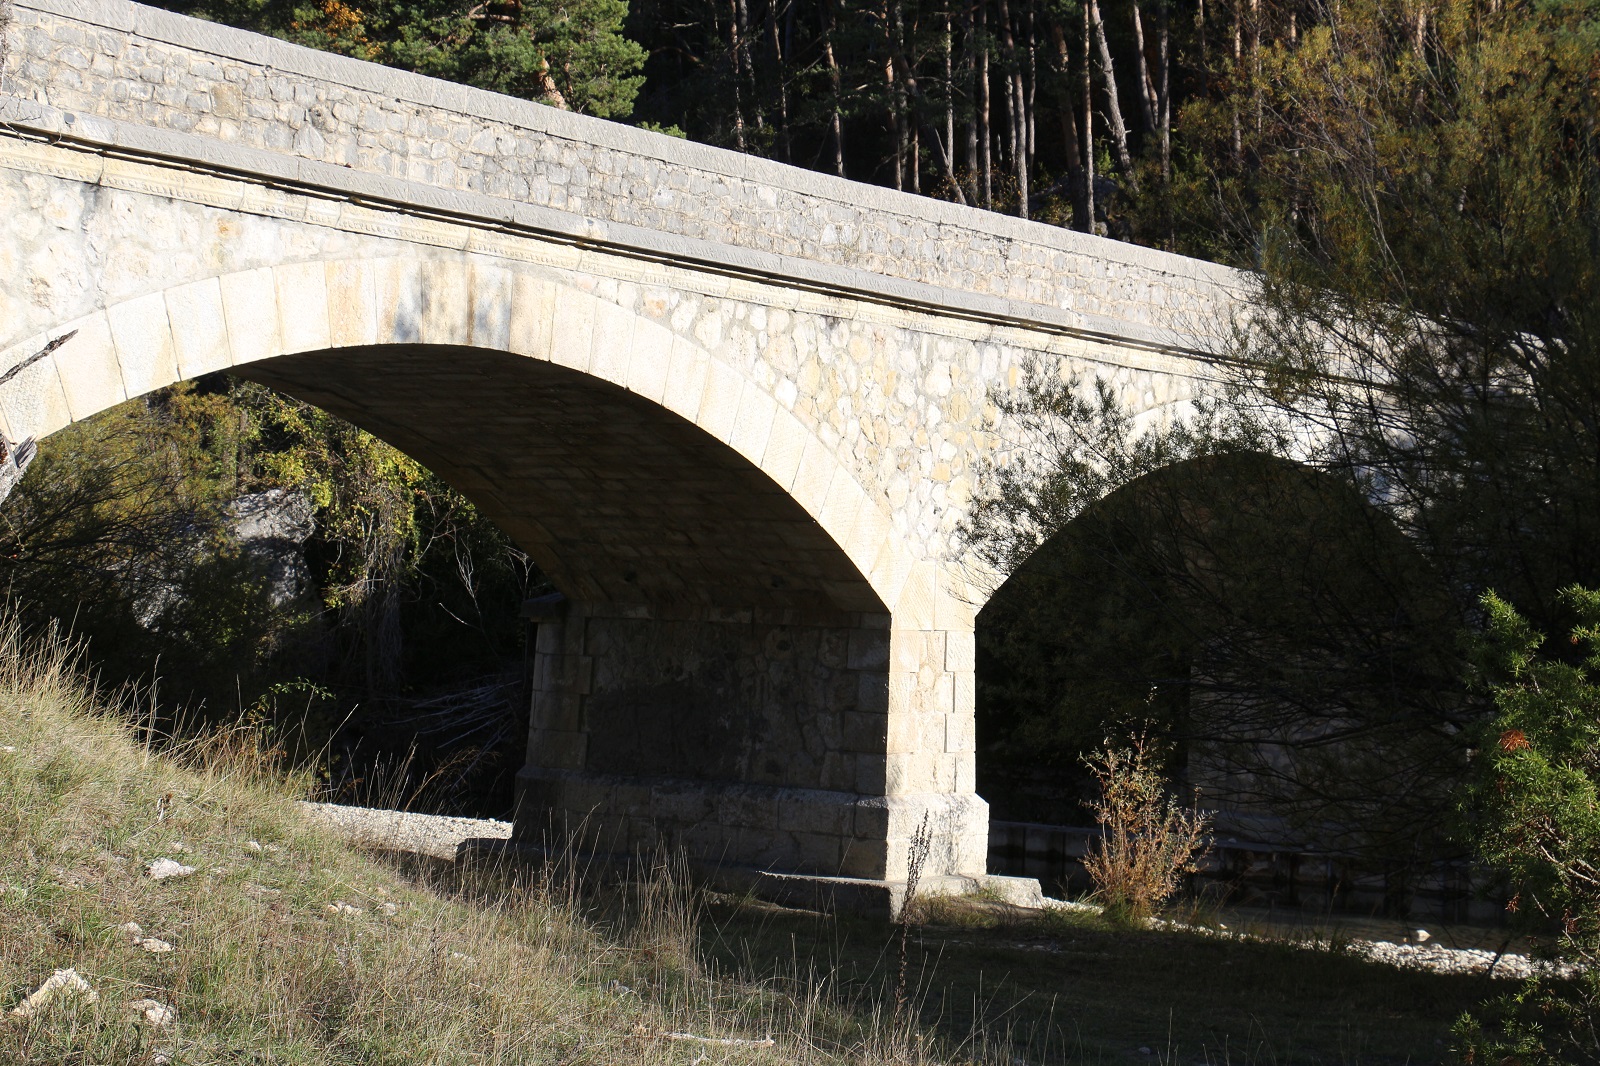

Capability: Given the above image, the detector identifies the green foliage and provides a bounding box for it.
[1466,587,1600,926]
[2,377,541,813]
[1226,0,1600,638]
[1451,587,1600,1064]
[163,0,646,118]
[0,381,301,713]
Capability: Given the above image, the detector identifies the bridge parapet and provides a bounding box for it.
[1,0,1242,355]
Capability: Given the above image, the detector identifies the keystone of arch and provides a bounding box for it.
[0,255,923,618]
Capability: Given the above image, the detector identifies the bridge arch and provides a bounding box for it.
[976,450,1461,866]
[0,255,918,618]
[2,253,989,887]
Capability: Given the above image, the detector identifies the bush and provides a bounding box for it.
[1081,733,1211,925]
[1453,587,1600,1064]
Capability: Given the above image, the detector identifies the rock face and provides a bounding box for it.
[230,488,314,607]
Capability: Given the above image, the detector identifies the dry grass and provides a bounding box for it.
[0,621,948,1066]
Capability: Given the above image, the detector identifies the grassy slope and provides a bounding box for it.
[0,626,1499,1064]
[0,631,886,1065]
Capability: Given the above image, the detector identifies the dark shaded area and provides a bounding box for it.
[977,453,1466,878]
[242,344,881,616]
[698,895,1495,1065]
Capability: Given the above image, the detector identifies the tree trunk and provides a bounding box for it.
[823,0,845,176]
[979,1,993,207]
[964,4,978,200]
[1049,20,1089,231]
[1231,0,1242,163]
[1088,0,1139,191]
[1158,0,1170,184]
[1025,0,1037,163]
[765,0,791,161]
[1131,0,1158,134]
[884,9,970,204]
[888,53,904,190]
[996,0,1027,217]
[1082,1,1096,229]
[1250,0,1260,136]
[945,10,956,194]
[889,0,918,193]
[730,0,748,151]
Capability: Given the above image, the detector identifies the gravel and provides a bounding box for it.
[1345,937,1574,980]
[297,801,512,862]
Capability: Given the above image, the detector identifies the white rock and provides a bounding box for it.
[127,998,177,1028]
[118,921,143,936]
[147,858,196,881]
[134,937,174,954]
[245,840,263,853]
[0,745,16,753]
[1414,928,1432,943]
[379,901,398,917]
[326,901,363,918]
[10,969,98,1018]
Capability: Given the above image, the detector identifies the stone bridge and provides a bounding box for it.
[0,0,1247,908]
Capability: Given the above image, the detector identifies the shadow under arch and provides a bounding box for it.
[976,449,1466,898]
[241,342,884,616]
[2,256,927,881]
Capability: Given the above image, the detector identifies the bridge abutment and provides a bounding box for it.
[514,599,990,903]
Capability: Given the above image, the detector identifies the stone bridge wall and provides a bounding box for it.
[0,0,1242,353]
[0,0,1259,908]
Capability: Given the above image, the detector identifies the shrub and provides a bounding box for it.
[1452,587,1600,1065]
[1082,733,1211,925]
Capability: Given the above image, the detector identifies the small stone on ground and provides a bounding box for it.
[147,858,196,880]
[10,969,98,1018]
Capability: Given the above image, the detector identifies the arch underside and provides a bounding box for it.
[241,344,885,620]
[241,344,914,879]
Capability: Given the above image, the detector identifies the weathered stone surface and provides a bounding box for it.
[0,0,1248,898]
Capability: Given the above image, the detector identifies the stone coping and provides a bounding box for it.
[16,0,1235,285]
[0,96,1232,358]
